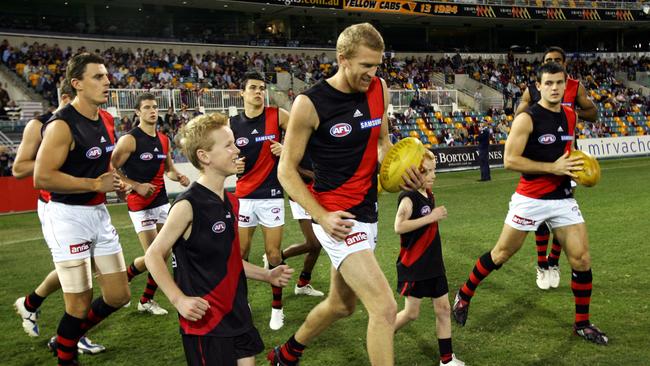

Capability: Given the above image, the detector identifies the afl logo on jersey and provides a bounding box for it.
[538,134,556,145]
[140,152,153,161]
[212,221,226,234]
[271,207,281,214]
[236,137,249,147]
[86,146,102,159]
[421,206,431,215]
[330,123,352,138]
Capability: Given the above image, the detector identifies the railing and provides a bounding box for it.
[101,88,460,117]
[389,90,458,111]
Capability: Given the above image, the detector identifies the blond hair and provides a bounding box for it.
[336,23,385,59]
[178,112,229,170]
[420,150,436,172]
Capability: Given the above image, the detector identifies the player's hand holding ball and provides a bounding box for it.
[570,150,601,187]
[380,137,426,193]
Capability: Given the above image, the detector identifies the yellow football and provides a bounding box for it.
[570,150,601,187]
[379,137,426,193]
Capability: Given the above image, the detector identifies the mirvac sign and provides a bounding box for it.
[432,145,504,172]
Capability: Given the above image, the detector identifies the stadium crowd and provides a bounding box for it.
[1,39,649,156]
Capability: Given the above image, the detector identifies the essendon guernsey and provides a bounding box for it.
[230,107,283,199]
[123,128,170,211]
[44,105,116,205]
[35,112,52,203]
[171,182,252,337]
[529,77,579,109]
[302,77,385,223]
[396,190,445,282]
[516,103,576,200]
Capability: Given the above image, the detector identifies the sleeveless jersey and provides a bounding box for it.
[396,190,445,282]
[515,103,576,200]
[35,113,52,203]
[171,182,252,337]
[123,127,170,211]
[302,77,385,223]
[44,105,116,205]
[231,107,283,199]
[529,77,579,109]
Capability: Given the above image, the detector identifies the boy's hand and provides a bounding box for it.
[268,265,294,287]
[428,205,448,223]
[174,295,210,322]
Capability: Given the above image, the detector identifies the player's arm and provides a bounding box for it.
[504,113,581,177]
[378,78,393,163]
[514,88,531,116]
[270,107,290,157]
[164,152,189,186]
[242,260,294,287]
[278,94,354,241]
[12,119,42,179]
[378,78,423,190]
[145,200,209,322]
[575,83,597,122]
[34,120,118,193]
[394,196,447,234]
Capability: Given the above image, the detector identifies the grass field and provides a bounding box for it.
[1,157,649,365]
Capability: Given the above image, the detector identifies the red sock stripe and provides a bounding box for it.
[469,272,480,285]
[571,282,592,290]
[297,278,310,287]
[535,234,550,242]
[440,353,453,363]
[57,335,77,348]
[475,259,490,276]
[461,284,475,296]
[574,297,591,305]
[86,309,103,325]
[143,287,156,296]
[575,313,590,323]
[280,345,298,362]
[537,255,548,262]
[147,277,157,287]
[24,296,35,310]
[57,349,75,361]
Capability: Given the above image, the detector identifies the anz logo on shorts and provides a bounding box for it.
[212,221,226,234]
[344,232,367,246]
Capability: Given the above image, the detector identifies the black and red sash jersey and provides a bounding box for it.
[515,103,576,200]
[302,77,385,223]
[44,105,116,205]
[171,182,252,337]
[396,190,445,282]
[529,77,579,109]
[123,127,170,211]
[35,113,51,203]
[231,107,283,200]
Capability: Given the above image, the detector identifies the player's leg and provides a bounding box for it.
[269,265,358,365]
[15,269,60,337]
[553,223,608,345]
[237,199,258,261]
[262,224,285,330]
[453,224,527,326]
[547,235,563,288]
[294,219,324,296]
[395,295,422,331]
[534,222,551,290]
[433,294,462,365]
[337,250,397,365]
